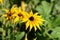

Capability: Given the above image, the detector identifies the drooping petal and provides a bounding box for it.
[24,34,28,40]
[29,22,33,31]
[34,25,37,31]
[26,21,29,30]
[36,24,41,30]
[32,21,37,31]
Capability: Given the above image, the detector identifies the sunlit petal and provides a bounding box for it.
[26,21,29,30]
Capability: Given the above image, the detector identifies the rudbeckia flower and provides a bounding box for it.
[2,5,16,20]
[13,7,28,23]
[26,10,45,31]
[0,0,3,4]
[13,1,27,23]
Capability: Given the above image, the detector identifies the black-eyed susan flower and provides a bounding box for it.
[26,10,45,31]
[13,1,27,23]
[0,0,3,3]
[2,5,16,20]
[13,7,28,23]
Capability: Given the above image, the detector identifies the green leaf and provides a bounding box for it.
[51,27,60,39]
[53,14,60,27]
[15,32,25,40]
[0,28,4,32]
[5,21,10,27]
[35,1,51,21]
[32,0,40,5]
[41,1,51,19]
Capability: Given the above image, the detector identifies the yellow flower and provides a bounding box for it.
[26,10,45,31]
[14,7,28,23]
[13,1,27,23]
[0,0,3,3]
[2,5,16,20]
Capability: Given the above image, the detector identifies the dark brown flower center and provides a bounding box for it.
[7,12,12,17]
[18,13,23,17]
[29,16,34,21]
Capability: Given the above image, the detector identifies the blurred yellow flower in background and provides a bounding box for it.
[2,5,16,20]
[0,0,3,3]
[13,7,28,23]
[14,1,27,23]
[26,10,45,31]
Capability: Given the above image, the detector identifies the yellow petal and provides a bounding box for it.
[29,10,33,16]
[29,22,33,31]
[11,5,17,13]
[19,7,21,12]
[12,14,17,17]
[2,14,7,17]
[36,24,41,31]
[25,34,28,40]
[34,38,37,40]
[26,21,29,30]
[14,17,19,23]
[21,1,25,11]
[34,13,38,16]
[33,23,37,31]
[0,0,3,3]
[2,9,9,13]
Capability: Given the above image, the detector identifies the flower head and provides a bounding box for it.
[13,7,28,23]
[2,5,16,20]
[26,10,45,31]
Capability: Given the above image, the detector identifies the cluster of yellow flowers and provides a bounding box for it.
[0,1,45,40]
[2,1,45,31]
